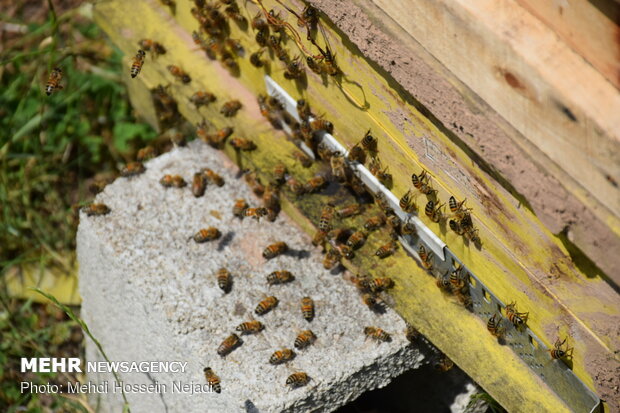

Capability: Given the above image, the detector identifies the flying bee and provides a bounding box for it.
[549,337,573,360]
[190,91,217,108]
[291,150,312,168]
[217,333,241,356]
[255,296,278,315]
[263,241,288,259]
[269,349,295,365]
[418,245,434,270]
[323,248,341,270]
[425,201,445,223]
[301,296,315,321]
[130,50,146,78]
[82,203,110,216]
[236,320,264,334]
[449,219,466,235]
[267,270,295,285]
[167,65,191,83]
[224,2,246,24]
[216,267,231,293]
[433,353,454,372]
[230,137,256,151]
[319,203,335,233]
[330,151,347,182]
[364,215,386,231]
[505,301,529,328]
[449,196,471,219]
[244,207,268,221]
[297,99,312,121]
[304,175,327,193]
[405,323,419,343]
[160,174,187,188]
[369,277,394,293]
[346,231,366,249]
[203,367,221,393]
[286,372,309,388]
[272,163,287,185]
[191,172,207,197]
[220,100,242,117]
[375,241,397,259]
[310,116,334,134]
[286,177,305,196]
[138,39,166,56]
[364,326,391,342]
[120,161,145,177]
[45,67,63,95]
[361,129,377,152]
[232,199,248,218]
[294,330,317,349]
[192,227,221,243]
[402,219,417,236]
[487,313,504,338]
[250,49,267,67]
[136,145,156,161]
[284,56,305,79]
[399,190,417,213]
[336,204,362,219]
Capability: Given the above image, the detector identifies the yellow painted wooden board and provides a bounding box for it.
[93,0,619,410]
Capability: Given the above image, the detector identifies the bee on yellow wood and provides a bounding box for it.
[230,137,256,152]
[329,151,347,183]
[364,326,391,342]
[364,215,386,231]
[304,175,327,193]
[130,50,146,78]
[374,192,393,215]
[449,196,471,219]
[336,204,362,219]
[160,174,186,188]
[190,91,217,108]
[232,199,248,218]
[320,45,339,76]
[251,10,268,31]
[236,320,264,334]
[449,219,466,235]
[120,161,145,177]
[418,245,434,270]
[360,129,377,153]
[337,244,354,260]
[323,248,341,270]
[217,333,241,356]
[399,190,417,213]
[375,241,397,259]
[449,264,465,289]
[505,301,529,328]
[267,270,294,285]
[138,39,166,56]
[136,145,156,161]
[286,372,309,388]
[263,184,280,211]
[269,349,295,364]
[203,367,221,393]
[405,323,419,343]
[255,296,278,315]
[387,214,402,234]
[346,231,366,249]
[286,177,305,196]
[244,207,268,221]
[465,227,481,245]
[82,203,110,216]
[411,170,428,191]
[298,4,319,29]
[245,170,265,196]
[215,267,231,293]
[167,65,191,83]
[312,229,327,248]
[284,56,305,80]
[294,330,317,349]
[296,99,312,121]
[301,297,315,321]
[220,100,242,117]
[290,151,312,169]
[202,168,225,186]
[310,116,334,134]
[45,67,63,95]
[425,201,445,223]
[346,141,366,164]
[549,337,573,360]
[192,227,221,243]
[192,172,207,197]
[433,353,454,372]
[305,56,322,74]
[221,51,239,74]
[272,163,287,185]
[318,203,335,233]
[401,219,417,236]
[487,313,504,338]
[435,274,451,292]
[250,49,267,67]
[224,2,246,25]
[263,241,288,259]
[255,29,268,47]
[368,277,394,293]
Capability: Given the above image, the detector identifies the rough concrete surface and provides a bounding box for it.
[78,140,425,413]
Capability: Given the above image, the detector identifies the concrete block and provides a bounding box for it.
[78,140,424,412]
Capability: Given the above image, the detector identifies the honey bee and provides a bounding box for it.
[245,170,265,196]
[255,29,268,46]
[411,170,433,194]
[449,265,466,289]
[305,56,322,74]
[323,247,341,269]
[284,56,305,79]
[435,274,451,292]
[251,11,268,31]
[375,241,397,259]
[487,313,504,338]
[45,67,63,95]
[220,100,242,117]
[318,203,335,233]
[399,190,417,213]
[217,333,241,356]
[230,137,257,151]
[201,168,225,186]
[320,45,339,76]
[405,323,419,343]
[221,51,239,74]
[316,142,332,162]
[236,320,265,334]
[250,49,267,67]
[120,161,145,177]
[361,130,377,152]
[401,219,417,236]
[136,145,156,161]
[374,192,393,214]
[368,277,394,293]
[301,296,315,321]
[310,117,334,134]
[192,172,207,197]
[334,204,361,219]
[346,231,366,249]
[263,184,280,210]
[338,244,355,259]
[192,227,221,243]
[232,199,248,218]
[244,207,269,221]
[216,267,231,293]
[364,326,391,342]
[138,39,166,56]
[286,177,305,196]
[312,230,327,248]
[449,196,471,219]
[294,330,317,349]
[364,215,386,231]
[224,2,246,25]
[549,337,573,360]
[424,201,445,223]
[286,372,309,388]
[88,178,113,195]
[361,293,380,310]
[267,270,294,285]
[449,219,466,235]
[255,296,278,315]
[328,227,350,244]
[418,245,434,270]
[82,203,111,216]
[160,174,187,188]
[304,175,327,193]
[298,5,319,29]
[466,228,481,245]
[130,50,146,78]
[271,163,287,185]
[167,65,191,83]
[296,99,312,121]
[387,214,402,234]
[330,151,347,182]
[269,349,295,364]
[505,301,529,328]
[190,91,217,108]
[263,241,288,259]
[433,353,454,372]
[291,150,312,168]
[203,367,221,393]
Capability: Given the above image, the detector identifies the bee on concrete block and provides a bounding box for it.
[217,333,241,356]
[301,297,315,322]
[203,367,221,393]
[82,203,110,217]
[120,161,145,177]
[263,241,288,259]
[191,227,221,243]
[286,372,309,388]
[255,296,279,315]
[269,348,295,364]
[294,330,317,349]
[236,320,264,335]
[364,326,391,343]
[216,267,231,293]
